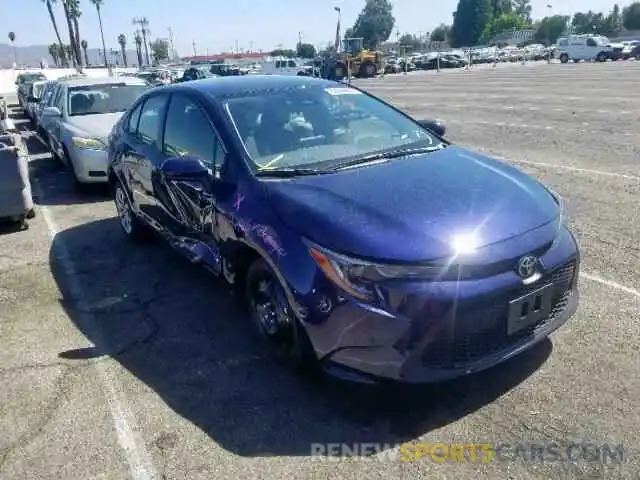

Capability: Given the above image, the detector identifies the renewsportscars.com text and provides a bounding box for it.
[310,442,626,463]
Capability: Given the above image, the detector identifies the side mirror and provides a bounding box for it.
[42,106,61,117]
[160,155,209,179]
[418,119,446,137]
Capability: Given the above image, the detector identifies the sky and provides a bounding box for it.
[2,0,636,54]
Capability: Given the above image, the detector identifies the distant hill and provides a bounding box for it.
[0,43,141,68]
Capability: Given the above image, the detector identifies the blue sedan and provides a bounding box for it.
[106,75,579,384]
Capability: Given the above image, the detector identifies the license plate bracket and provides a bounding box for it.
[507,283,553,336]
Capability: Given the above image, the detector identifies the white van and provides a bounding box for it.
[556,35,614,63]
[257,57,314,76]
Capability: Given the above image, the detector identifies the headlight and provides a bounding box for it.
[305,240,447,301]
[71,136,106,151]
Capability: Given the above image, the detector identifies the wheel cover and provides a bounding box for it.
[250,274,294,354]
[114,187,133,234]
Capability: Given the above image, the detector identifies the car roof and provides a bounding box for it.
[163,75,342,99]
[59,76,148,87]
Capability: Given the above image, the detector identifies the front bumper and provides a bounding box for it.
[301,229,580,384]
[67,144,109,183]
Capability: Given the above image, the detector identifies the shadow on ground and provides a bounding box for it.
[50,217,551,457]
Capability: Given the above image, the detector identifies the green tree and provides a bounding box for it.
[482,13,528,42]
[490,0,512,16]
[68,0,82,66]
[270,49,297,58]
[398,33,422,51]
[41,0,68,67]
[296,42,316,58]
[430,24,451,42]
[533,15,570,44]
[622,2,640,30]
[150,38,170,63]
[48,43,60,66]
[512,0,532,22]
[349,0,395,49]
[118,34,128,67]
[80,39,89,66]
[60,0,78,66]
[134,33,143,68]
[604,4,623,34]
[571,11,606,34]
[451,0,492,47]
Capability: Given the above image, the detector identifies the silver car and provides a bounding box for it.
[40,76,149,188]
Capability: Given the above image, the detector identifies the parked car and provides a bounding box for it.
[15,71,47,111]
[107,75,580,384]
[24,80,47,121]
[33,80,58,134]
[40,76,149,189]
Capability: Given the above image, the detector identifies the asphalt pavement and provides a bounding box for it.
[1,60,639,480]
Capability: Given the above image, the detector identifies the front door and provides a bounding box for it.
[154,92,228,272]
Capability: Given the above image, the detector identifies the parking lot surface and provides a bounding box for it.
[1,62,639,479]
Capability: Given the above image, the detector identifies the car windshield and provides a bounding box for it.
[225,84,439,172]
[67,83,148,116]
[19,73,47,83]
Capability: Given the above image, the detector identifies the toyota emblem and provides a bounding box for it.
[517,255,538,279]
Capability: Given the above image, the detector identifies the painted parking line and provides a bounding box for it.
[581,272,640,299]
[408,104,635,115]
[30,176,160,480]
[504,158,640,181]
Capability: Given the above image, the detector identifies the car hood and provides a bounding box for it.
[266,146,561,262]
[66,112,124,140]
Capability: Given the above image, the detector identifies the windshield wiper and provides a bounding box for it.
[328,144,447,172]
[255,167,326,178]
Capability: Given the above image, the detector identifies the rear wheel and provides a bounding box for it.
[113,181,150,243]
[359,60,377,78]
[596,52,607,62]
[559,53,569,64]
[245,258,316,371]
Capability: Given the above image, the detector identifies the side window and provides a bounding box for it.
[275,60,283,68]
[163,94,222,168]
[126,102,143,133]
[54,87,66,111]
[558,39,568,47]
[586,38,597,47]
[287,60,296,68]
[137,94,168,147]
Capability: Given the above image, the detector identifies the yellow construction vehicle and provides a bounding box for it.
[332,37,383,80]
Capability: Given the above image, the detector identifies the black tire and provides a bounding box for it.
[559,53,569,64]
[245,258,317,371]
[26,208,36,219]
[333,62,347,81]
[358,60,377,78]
[596,52,607,62]
[113,180,150,243]
[63,147,89,193]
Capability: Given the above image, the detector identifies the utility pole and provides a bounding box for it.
[234,39,239,54]
[192,40,197,56]
[168,27,176,61]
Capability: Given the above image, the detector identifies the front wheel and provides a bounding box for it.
[245,258,316,370]
[559,53,569,64]
[113,181,150,243]
[596,52,608,62]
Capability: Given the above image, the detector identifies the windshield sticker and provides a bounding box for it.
[325,87,362,96]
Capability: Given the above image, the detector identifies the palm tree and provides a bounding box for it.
[60,0,77,66]
[68,0,83,66]
[41,0,68,67]
[134,32,143,68]
[89,0,108,68]
[48,43,60,66]
[81,39,89,66]
[117,34,128,67]
[8,32,17,65]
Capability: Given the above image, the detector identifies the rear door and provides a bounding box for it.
[127,93,170,224]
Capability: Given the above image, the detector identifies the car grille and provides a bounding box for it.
[421,259,577,369]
